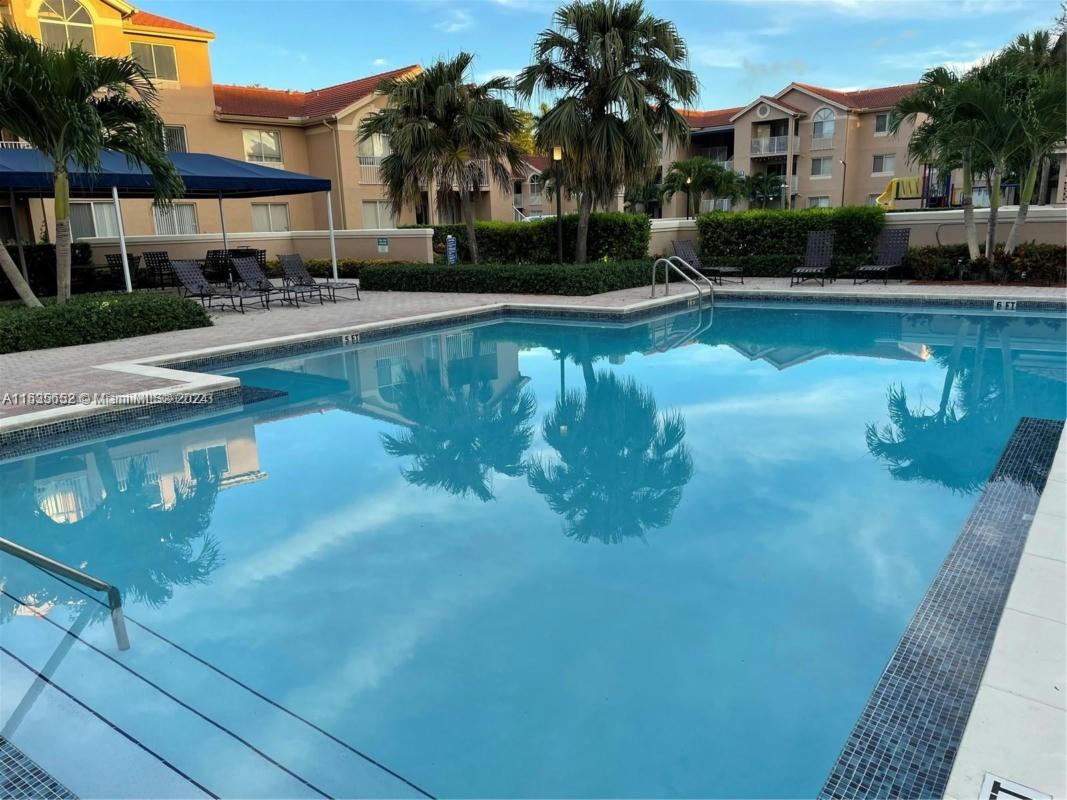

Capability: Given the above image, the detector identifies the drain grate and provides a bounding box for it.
[0,736,77,800]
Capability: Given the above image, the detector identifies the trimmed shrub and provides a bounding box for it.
[360,260,660,295]
[263,258,418,280]
[696,206,886,276]
[904,243,1066,284]
[1,242,93,300]
[402,212,651,264]
[0,292,212,354]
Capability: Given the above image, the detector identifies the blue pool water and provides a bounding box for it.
[1,303,1065,798]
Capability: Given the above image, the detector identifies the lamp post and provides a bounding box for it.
[553,146,563,263]
[685,175,692,219]
[839,160,847,207]
[781,181,788,210]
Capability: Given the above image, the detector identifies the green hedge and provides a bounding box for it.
[360,260,660,295]
[402,212,651,264]
[696,206,886,276]
[1,242,94,300]
[0,292,212,354]
[905,243,1065,284]
[263,258,418,280]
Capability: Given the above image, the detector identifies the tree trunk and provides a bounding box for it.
[1036,156,1051,205]
[458,189,479,264]
[984,167,1000,261]
[54,167,72,304]
[574,192,593,264]
[0,246,42,307]
[961,157,980,261]
[1004,159,1039,255]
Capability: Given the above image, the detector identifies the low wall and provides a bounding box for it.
[649,206,1066,256]
[83,228,434,264]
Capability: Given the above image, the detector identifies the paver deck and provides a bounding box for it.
[1,280,1063,422]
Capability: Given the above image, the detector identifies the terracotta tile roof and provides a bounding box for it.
[213,65,420,120]
[770,97,805,114]
[793,82,919,110]
[682,106,743,129]
[127,10,212,36]
[522,155,549,173]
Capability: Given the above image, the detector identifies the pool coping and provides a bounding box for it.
[819,417,1065,800]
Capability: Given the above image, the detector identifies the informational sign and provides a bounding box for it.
[446,235,458,265]
[377,237,389,254]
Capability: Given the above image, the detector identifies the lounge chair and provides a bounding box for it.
[671,240,743,285]
[105,253,141,287]
[853,228,911,285]
[231,256,322,307]
[279,254,361,301]
[142,251,174,289]
[790,230,835,287]
[171,260,266,313]
[204,249,233,285]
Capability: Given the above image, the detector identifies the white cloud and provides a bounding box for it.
[372,58,389,67]
[692,33,766,69]
[880,44,997,73]
[475,67,521,84]
[434,8,473,33]
[725,0,1022,20]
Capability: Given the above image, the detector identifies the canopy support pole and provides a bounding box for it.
[326,190,338,281]
[218,191,229,252]
[111,186,132,293]
[8,187,27,281]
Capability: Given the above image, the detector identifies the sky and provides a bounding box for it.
[153,0,1060,110]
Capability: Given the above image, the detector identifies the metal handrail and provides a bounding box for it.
[0,536,130,650]
[668,255,716,300]
[650,257,712,303]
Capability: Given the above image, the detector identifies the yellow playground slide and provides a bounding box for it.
[876,176,922,209]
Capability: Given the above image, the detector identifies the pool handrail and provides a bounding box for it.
[651,257,712,303]
[0,536,130,650]
[667,255,717,299]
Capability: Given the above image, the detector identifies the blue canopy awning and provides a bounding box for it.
[0,148,331,199]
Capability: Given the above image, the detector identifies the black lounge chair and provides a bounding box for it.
[105,253,141,287]
[671,240,743,285]
[790,230,835,287]
[171,260,265,313]
[279,254,361,302]
[232,256,322,307]
[204,249,234,285]
[142,250,174,289]
[853,228,911,285]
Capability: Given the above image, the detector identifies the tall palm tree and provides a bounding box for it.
[527,369,693,544]
[0,25,183,304]
[742,173,784,209]
[359,54,524,264]
[515,0,697,263]
[660,156,724,215]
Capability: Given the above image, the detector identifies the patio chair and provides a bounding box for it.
[171,260,266,313]
[853,228,911,285]
[232,255,322,307]
[279,254,361,301]
[671,240,743,285]
[204,249,233,285]
[790,230,835,287]
[105,253,141,287]
[141,251,174,289]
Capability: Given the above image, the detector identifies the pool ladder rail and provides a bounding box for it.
[0,536,130,650]
[651,256,716,304]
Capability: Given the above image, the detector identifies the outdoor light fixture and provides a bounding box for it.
[552,146,563,162]
[553,146,564,262]
[685,175,692,218]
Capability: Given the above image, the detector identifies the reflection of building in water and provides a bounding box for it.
[33,417,265,524]
[727,341,928,371]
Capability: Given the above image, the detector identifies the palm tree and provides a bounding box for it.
[661,156,715,215]
[742,173,784,209]
[359,54,524,264]
[527,369,693,544]
[0,25,183,304]
[624,182,661,214]
[515,0,697,263]
[380,366,536,502]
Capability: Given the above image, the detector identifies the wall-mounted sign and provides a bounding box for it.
[446,235,458,265]
[377,237,389,254]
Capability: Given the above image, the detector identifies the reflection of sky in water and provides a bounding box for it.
[1,307,1064,798]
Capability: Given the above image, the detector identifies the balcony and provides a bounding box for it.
[750,135,798,156]
[527,193,543,207]
[359,154,383,184]
[0,140,32,149]
[810,136,834,151]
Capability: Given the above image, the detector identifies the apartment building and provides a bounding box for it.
[0,0,559,245]
[663,82,923,215]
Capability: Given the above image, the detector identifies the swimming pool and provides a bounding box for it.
[2,303,1064,798]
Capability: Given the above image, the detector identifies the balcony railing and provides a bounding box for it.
[810,136,834,151]
[0,140,32,149]
[527,193,543,206]
[359,154,384,184]
[750,135,798,156]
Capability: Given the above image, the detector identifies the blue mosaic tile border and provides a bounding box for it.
[0,735,77,800]
[719,291,1065,313]
[820,416,1064,800]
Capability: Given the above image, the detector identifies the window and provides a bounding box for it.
[357,133,390,161]
[874,112,889,135]
[38,0,95,53]
[70,201,118,239]
[251,203,290,232]
[868,193,882,206]
[187,444,229,480]
[131,42,178,81]
[152,203,199,235]
[812,107,835,140]
[807,196,831,208]
[162,125,187,153]
[361,200,395,228]
[243,130,282,165]
[810,157,832,177]
[872,153,896,175]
